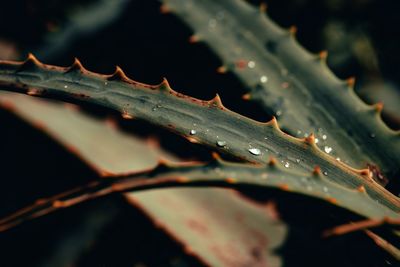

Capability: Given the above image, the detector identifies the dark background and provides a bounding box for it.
[0,0,399,266]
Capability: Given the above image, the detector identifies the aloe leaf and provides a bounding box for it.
[159,0,400,183]
[0,56,398,214]
[1,152,399,230]
[0,92,286,267]
[365,230,400,261]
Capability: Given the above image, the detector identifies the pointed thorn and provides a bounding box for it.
[373,102,384,113]
[242,93,251,100]
[216,66,227,74]
[176,176,189,183]
[319,50,328,60]
[225,177,237,184]
[346,77,356,88]
[109,66,129,81]
[313,166,321,176]
[305,133,316,145]
[121,110,134,120]
[268,157,277,166]
[158,77,172,92]
[157,158,171,168]
[211,152,222,160]
[189,35,200,44]
[326,197,338,205]
[27,88,41,96]
[289,25,297,36]
[26,53,41,65]
[278,184,290,191]
[160,4,170,14]
[268,116,279,128]
[259,2,267,12]
[52,200,64,208]
[21,53,42,70]
[357,185,366,193]
[67,57,85,72]
[209,94,224,108]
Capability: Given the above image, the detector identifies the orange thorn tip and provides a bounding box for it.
[52,200,64,208]
[109,65,129,81]
[27,88,41,96]
[259,2,267,12]
[189,35,200,43]
[211,152,222,160]
[242,93,251,100]
[121,111,134,120]
[268,157,277,166]
[157,158,171,167]
[313,166,321,176]
[373,102,384,113]
[319,50,328,60]
[305,133,315,145]
[160,4,170,14]
[225,177,237,184]
[23,53,42,67]
[176,176,189,183]
[69,57,84,71]
[326,197,337,205]
[210,94,223,107]
[216,66,227,74]
[289,25,297,35]
[357,185,366,193]
[267,116,279,128]
[346,77,356,88]
[158,77,172,91]
[278,184,290,191]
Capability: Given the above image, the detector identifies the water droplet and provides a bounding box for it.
[315,138,319,144]
[264,137,268,140]
[284,162,290,168]
[190,129,197,135]
[297,130,302,135]
[104,81,108,86]
[324,146,332,154]
[336,157,341,162]
[64,85,68,89]
[323,171,328,176]
[248,148,261,155]
[276,110,282,116]
[248,61,256,68]
[217,140,226,147]
[260,75,268,83]
[296,159,300,163]
[323,186,329,193]
[152,104,162,111]
[370,133,376,138]
[322,134,327,140]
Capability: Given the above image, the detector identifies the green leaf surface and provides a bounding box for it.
[160,0,400,182]
[0,56,398,214]
[0,92,287,267]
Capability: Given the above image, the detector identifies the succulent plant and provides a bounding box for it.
[0,0,399,266]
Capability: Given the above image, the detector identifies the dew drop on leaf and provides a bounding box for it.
[324,146,332,154]
[217,140,226,147]
[190,129,197,135]
[284,162,290,168]
[248,148,261,155]
[260,75,268,83]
